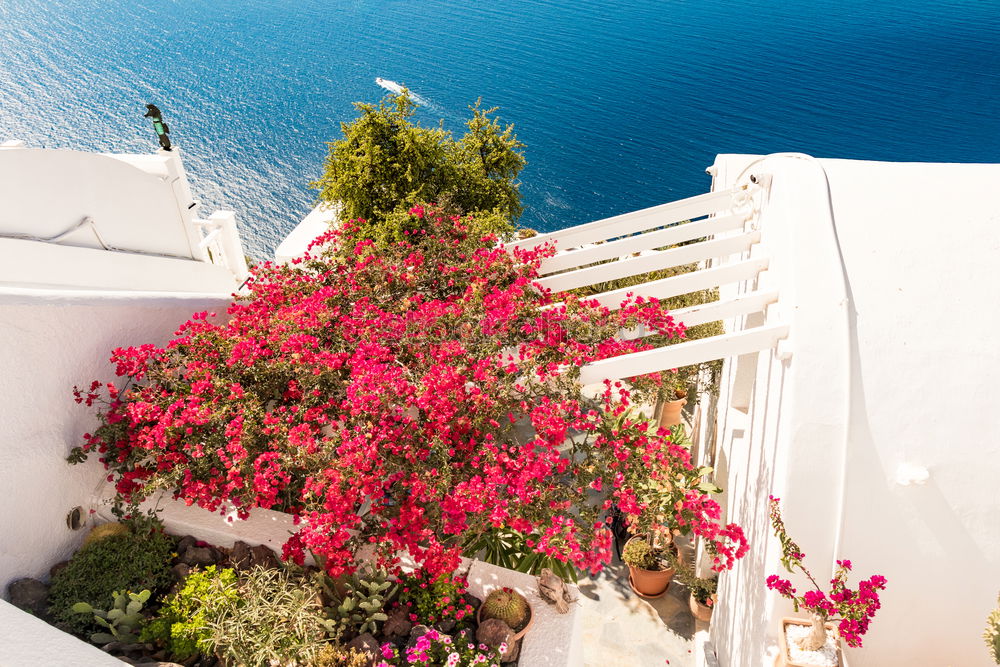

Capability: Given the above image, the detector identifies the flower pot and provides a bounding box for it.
[688,593,713,622]
[658,397,687,428]
[623,536,677,599]
[477,592,534,641]
[775,617,843,667]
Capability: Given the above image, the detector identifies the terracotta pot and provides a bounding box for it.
[477,592,534,641]
[659,397,687,427]
[688,593,713,622]
[624,536,677,598]
[775,617,843,667]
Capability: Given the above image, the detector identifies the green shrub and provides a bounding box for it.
[313,92,524,245]
[986,593,1000,664]
[141,565,239,660]
[48,520,175,636]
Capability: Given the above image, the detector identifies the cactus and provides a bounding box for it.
[81,522,130,548]
[480,587,530,630]
[72,589,150,644]
[328,567,397,637]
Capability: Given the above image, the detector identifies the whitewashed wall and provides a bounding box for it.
[706,155,1000,667]
[0,291,233,591]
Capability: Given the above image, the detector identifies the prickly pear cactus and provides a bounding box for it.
[330,567,397,637]
[72,589,150,644]
[480,587,530,630]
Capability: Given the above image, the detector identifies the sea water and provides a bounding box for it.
[1,0,997,258]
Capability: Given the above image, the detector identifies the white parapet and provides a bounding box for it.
[0,599,122,666]
[275,204,339,264]
[93,490,583,667]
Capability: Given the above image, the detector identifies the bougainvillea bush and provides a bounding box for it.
[70,205,747,580]
[766,496,887,650]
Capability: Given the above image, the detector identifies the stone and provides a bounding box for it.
[171,563,191,580]
[230,540,252,570]
[175,535,197,555]
[49,560,70,578]
[433,617,456,633]
[180,546,215,567]
[476,618,518,662]
[249,544,278,569]
[537,567,573,613]
[7,578,49,617]
[383,606,412,641]
[346,632,380,666]
[406,624,432,650]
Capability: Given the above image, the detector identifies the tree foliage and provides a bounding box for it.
[313,93,525,244]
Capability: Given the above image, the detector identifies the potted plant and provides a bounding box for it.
[621,534,678,598]
[477,586,534,640]
[657,379,688,428]
[766,496,888,667]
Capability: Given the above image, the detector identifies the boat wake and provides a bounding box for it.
[375,77,433,107]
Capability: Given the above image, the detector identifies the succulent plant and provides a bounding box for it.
[480,587,530,630]
[81,522,130,548]
[986,594,1000,664]
[328,567,398,637]
[72,589,150,644]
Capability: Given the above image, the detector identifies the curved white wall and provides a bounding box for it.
[0,291,232,591]
[707,155,1000,667]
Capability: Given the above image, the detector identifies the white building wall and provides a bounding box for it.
[707,155,1000,667]
[0,291,233,590]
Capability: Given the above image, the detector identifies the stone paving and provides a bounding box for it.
[576,547,707,667]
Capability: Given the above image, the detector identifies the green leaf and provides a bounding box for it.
[126,599,142,615]
[106,608,125,621]
[94,616,111,628]
[134,590,151,604]
[71,602,93,614]
[90,632,116,644]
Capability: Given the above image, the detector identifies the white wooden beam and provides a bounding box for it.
[535,231,760,292]
[578,323,789,385]
[579,256,770,309]
[506,187,743,252]
[537,213,747,275]
[619,290,780,338]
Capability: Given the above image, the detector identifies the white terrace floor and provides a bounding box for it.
[577,539,705,667]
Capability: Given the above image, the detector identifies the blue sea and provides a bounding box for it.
[1,0,998,259]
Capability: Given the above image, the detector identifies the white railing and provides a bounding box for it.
[505,183,786,383]
[193,210,250,283]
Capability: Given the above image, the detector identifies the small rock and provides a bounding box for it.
[249,544,278,569]
[230,540,252,570]
[433,617,456,633]
[180,546,215,567]
[151,650,168,661]
[537,567,573,614]
[171,563,191,580]
[346,632,380,666]
[7,578,49,617]
[406,624,432,649]
[49,560,70,579]
[383,606,413,641]
[476,618,517,662]
[176,535,197,555]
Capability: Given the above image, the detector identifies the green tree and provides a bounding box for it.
[313,92,525,244]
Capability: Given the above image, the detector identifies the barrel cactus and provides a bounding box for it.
[480,587,530,630]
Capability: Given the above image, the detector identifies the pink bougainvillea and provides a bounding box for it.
[767,496,887,648]
[70,205,748,579]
